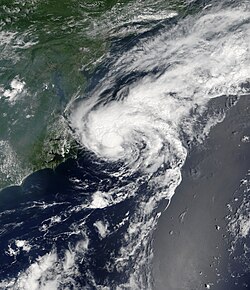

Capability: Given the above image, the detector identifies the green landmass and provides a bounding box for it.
[0,0,198,188]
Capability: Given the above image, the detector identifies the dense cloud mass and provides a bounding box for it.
[1,0,250,289]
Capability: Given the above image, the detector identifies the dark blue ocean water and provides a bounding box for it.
[0,151,143,286]
[1,1,250,289]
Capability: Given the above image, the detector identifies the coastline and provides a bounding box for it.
[152,95,250,290]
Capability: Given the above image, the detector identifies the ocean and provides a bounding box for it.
[0,0,250,289]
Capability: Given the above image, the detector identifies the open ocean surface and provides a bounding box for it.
[0,0,250,289]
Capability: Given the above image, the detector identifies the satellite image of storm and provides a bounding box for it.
[0,0,250,289]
